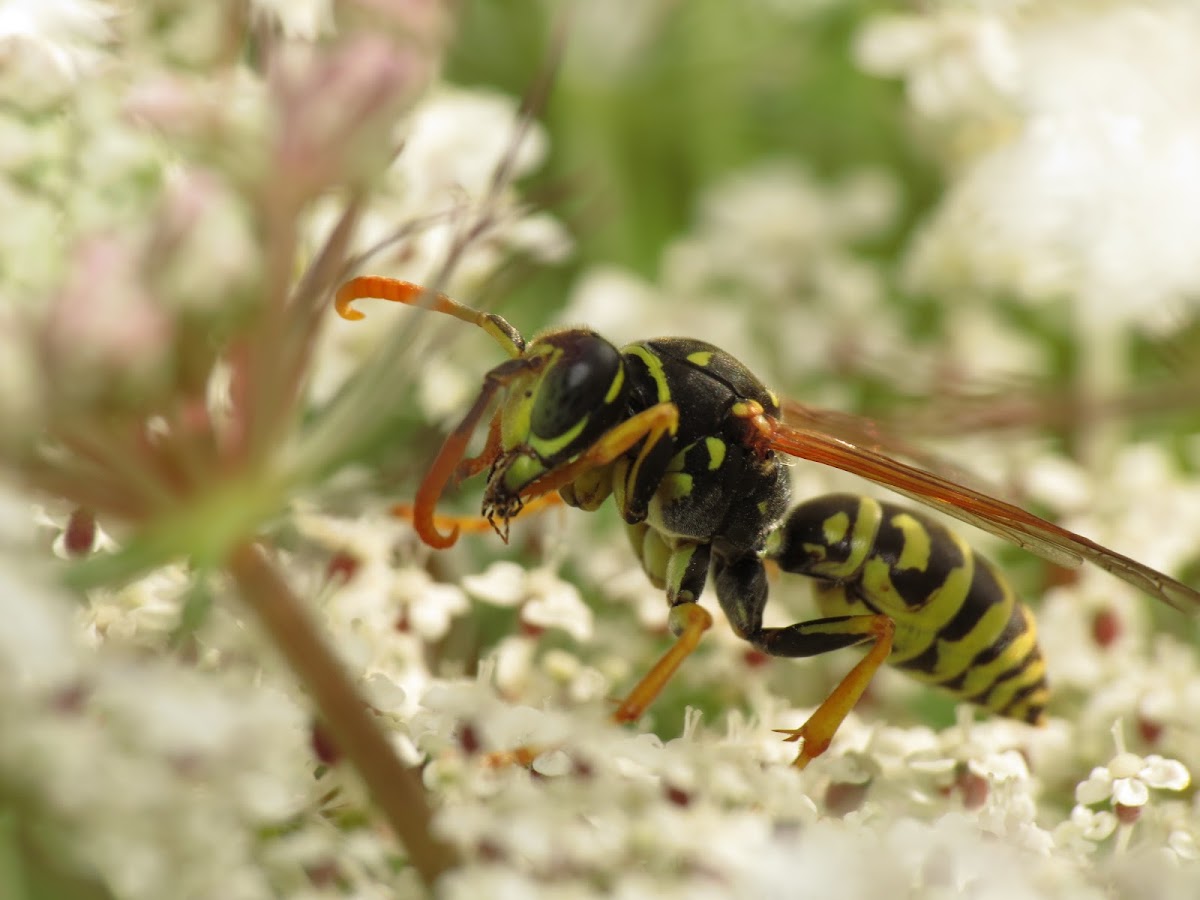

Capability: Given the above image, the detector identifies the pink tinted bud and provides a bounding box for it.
[272,35,434,201]
[43,236,174,405]
[124,77,207,135]
[149,169,260,312]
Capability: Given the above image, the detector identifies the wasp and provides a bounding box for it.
[335,276,1200,768]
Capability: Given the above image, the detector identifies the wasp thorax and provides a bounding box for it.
[491,329,628,498]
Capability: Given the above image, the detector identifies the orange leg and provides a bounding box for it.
[774,615,895,769]
[516,402,679,500]
[612,603,714,723]
[391,492,564,536]
[456,411,504,482]
[409,355,544,548]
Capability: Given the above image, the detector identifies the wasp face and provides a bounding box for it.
[483,329,628,517]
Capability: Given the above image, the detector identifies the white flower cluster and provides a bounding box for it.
[857,0,1200,332]
[559,162,899,393]
[0,488,322,900]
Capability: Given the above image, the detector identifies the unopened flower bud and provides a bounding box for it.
[272,35,434,203]
[147,170,261,314]
[42,235,174,410]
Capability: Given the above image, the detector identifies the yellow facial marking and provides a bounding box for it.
[499,345,559,450]
[604,364,625,403]
[528,414,588,458]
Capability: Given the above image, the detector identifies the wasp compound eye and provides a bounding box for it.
[530,331,625,446]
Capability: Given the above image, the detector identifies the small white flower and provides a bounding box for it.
[1054,804,1119,854]
[461,560,528,608]
[394,566,470,642]
[294,507,470,643]
[521,568,592,642]
[1076,721,1190,809]
[464,561,593,642]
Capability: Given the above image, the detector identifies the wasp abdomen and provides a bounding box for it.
[770,493,1048,724]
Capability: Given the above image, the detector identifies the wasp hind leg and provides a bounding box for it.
[713,553,894,768]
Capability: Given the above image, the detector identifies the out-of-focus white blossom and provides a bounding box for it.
[561,162,900,388]
[464,560,593,642]
[0,0,114,110]
[859,2,1200,331]
[293,507,470,647]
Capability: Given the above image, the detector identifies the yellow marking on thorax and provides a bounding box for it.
[686,350,713,366]
[660,472,693,503]
[623,344,671,403]
[704,436,726,470]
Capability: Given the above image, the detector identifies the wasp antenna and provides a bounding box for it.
[335,276,526,357]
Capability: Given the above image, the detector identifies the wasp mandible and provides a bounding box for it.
[335,276,1200,768]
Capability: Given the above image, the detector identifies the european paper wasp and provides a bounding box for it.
[335,276,1200,768]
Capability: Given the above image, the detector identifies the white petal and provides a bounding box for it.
[461,561,527,606]
[1139,755,1191,792]
[1112,777,1149,808]
[521,574,593,641]
[1071,805,1118,841]
[1075,767,1114,805]
[531,750,572,777]
[1168,830,1199,861]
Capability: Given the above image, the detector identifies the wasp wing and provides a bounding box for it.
[765,416,1200,614]
[782,399,1003,497]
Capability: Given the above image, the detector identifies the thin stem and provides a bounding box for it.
[226,541,458,888]
[1074,289,1127,467]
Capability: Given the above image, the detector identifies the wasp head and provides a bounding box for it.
[480,329,628,531]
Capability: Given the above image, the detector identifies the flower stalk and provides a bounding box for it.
[227,541,458,885]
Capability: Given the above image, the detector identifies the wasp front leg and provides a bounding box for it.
[713,553,895,768]
[612,526,715,723]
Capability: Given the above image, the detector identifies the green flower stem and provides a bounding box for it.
[227,541,458,888]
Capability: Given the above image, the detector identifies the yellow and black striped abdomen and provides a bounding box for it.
[770,493,1048,724]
